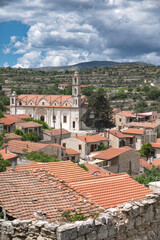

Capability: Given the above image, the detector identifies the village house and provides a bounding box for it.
[61,134,109,159]
[0,147,18,168]
[9,71,88,132]
[151,142,160,158]
[58,83,68,90]
[125,121,160,133]
[136,111,160,122]
[92,146,140,175]
[106,129,135,148]
[5,132,22,141]
[4,161,152,221]
[115,111,136,130]
[15,121,43,136]
[42,128,71,144]
[122,128,157,150]
[0,114,32,133]
[2,88,11,97]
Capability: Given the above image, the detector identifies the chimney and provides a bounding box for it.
[4,144,8,154]
[12,161,16,172]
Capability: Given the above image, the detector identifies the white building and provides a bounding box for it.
[10,71,88,132]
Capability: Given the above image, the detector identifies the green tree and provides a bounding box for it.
[81,86,95,96]
[82,89,114,131]
[135,166,160,187]
[140,143,155,159]
[26,151,60,162]
[0,154,11,172]
[134,100,148,113]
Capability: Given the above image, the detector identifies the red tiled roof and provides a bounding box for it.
[76,134,108,143]
[65,148,80,155]
[157,138,160,143]
[0,149,17,160]
[109,130,134,138]
[122,128,145,135]
[151,143,160,149]
[140,158,152,170]
[152,159,160,168]
[125,121,160,129]
[43,128,70,136]
[0,169,99,222]
[16,121,42,128]
[5,133,22,140]
[4,114,32,119]
[117,111,136,118]
[69,173,153,209]
[93,146,133,160]
[58,84,68,86]
[0,116,20,125]
[84,163,112,176]
[7,160,95,183]
[7,140,62,154]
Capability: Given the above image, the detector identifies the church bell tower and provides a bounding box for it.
[72,71,81,108]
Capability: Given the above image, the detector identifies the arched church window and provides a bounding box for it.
[73,121,75,128]
[63,115,67,123]
[65,103,68,106]
[40,115,44,121]
[12,98,14,104]
[19,101,22,105]
[76,100,77,105]
[75,88,77,95]
[74,78,77,84]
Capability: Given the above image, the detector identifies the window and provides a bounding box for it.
[119,118,122,122]
[53,115,56,121]
[75,88,77,95]
[74,78,77,84]
[79,145,82,150]
[30,102,32,105]
[73,121,75,128]
[71,156,75,162]
[42,102,45,105]
[63,143,66,148]
[40,115,44,121]
[65,103,68,106]
[19,101,22,105]
[12,98,14,104]
[63,115,67,123]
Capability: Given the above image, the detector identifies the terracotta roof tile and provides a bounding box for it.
[16,121,42,128]
[152,159,160,168]
[93,146,133,160]
[117,111,136,118]
[7,160,95,183]
[4,114,32,119]
[7,140,62,154]
[125,121,160,128]
[69,173,153,209]
[76,134,108,143]
[109,130,134,138]
[5,133,22,140]
[122,128,145,135]
[151,143,160,149]
[0,116,20,125]
[84,163,112,176]
[0,169,99,222]
[43,128,70,136]
[65,148,80,155]
[140,158,152,170]
[0,149,17,160]
[157,138,160,143]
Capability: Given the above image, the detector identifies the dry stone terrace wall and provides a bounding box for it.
[1,193,160,240]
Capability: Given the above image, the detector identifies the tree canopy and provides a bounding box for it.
[140,143,155,159]
[82,89,114,131]
[26,151,60,162]
[0,154,11,172]
[135,166,160,187]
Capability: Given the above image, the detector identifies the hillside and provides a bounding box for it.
[0,63,160,95]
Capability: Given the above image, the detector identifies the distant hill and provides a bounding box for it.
[36,60,150,72]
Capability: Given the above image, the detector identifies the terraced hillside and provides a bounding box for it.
[0,64,160,94]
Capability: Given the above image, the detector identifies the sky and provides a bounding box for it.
[0,0,160,68]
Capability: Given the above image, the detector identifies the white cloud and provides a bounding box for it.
[3,62,9,68]
[1,0,160,67]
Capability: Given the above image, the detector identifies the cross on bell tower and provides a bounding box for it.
[72,71,81,108]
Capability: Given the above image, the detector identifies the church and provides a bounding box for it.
[10,71,88,132]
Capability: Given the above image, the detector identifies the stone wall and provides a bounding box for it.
[1,193,160,240]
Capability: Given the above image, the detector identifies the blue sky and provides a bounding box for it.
[0,0,160,68]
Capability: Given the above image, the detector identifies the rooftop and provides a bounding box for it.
[7,140,62,154]
[16,121,42,128]
[75,134,108,143]
[7,160,95,183]
[5,132,22,140]
[0,169,99,222]
[69,173,152,209]
[93,146,133,160]
[43,128,70,136]
[4,114,32,119]
[125,121,160,129]
[65,148,80,155]
[122,128,145,135]
[116,111,136,118]
[84,162,112,176]
[151,143,160,149]
[0,148,17,160]
[109,130,133,138]
[140,158,152,170]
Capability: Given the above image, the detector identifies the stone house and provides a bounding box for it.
[16,121,42,135]
[0,147,18,169]
[122,128,157,150]
[125,121,160,133]
[106,130,135,148]
[93,146,140,175]
[115,111,136,130]
[43,128,71,144]
[61,134,109,159]
[63,148,80,163]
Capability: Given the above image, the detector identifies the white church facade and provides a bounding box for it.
[10,71,88,132]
